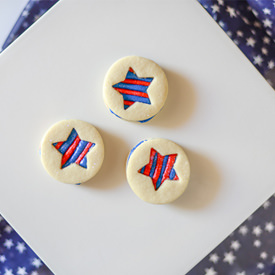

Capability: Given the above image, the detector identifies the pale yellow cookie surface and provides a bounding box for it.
[126,138,190,204]
[103,56,168,122]
[41,120,104,184]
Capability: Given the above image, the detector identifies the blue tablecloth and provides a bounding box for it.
[198,0,275,89]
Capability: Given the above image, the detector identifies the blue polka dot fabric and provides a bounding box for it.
[2,0,59,51]
[0,0,275,274]
[187,194,275,274]
[198,0,275,88]
[0,214,53,275]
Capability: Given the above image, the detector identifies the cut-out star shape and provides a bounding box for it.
[53,128,95,169]
[112,67,153,110]
[138,148,179,190]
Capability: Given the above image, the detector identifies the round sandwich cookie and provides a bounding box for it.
[40,119,104,184]
[126,138,190,204]
[103,56,168,123]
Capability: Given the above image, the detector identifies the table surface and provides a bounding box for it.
[1,0,275,274]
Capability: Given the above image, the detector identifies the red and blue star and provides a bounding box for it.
[112,67,153,110]
[138,148,179,190]
[52,128,95,169]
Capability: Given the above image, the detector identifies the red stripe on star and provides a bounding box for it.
[123,100,135,106]
[143,148,156,175]
[114,88,149,98]
[61,136,81,167]
[152,154,164,187]
[54,141,63,150]
[122,79,151,86]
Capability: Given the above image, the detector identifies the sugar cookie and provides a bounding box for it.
[103,56,168,122]
[40,120,104,184]
[126,138,190,204]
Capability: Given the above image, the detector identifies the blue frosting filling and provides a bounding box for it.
[138,115,155,123]
[127,139,147,165]
[109,108,122,119]
[109,108,154,123]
